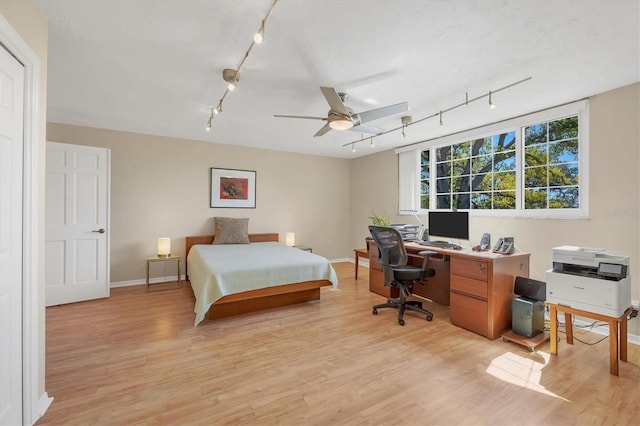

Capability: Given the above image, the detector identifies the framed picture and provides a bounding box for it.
[210,168,256,208]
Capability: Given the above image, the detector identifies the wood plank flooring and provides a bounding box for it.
[39,262,639,425]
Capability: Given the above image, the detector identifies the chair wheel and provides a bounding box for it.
[398,319,405,326]
[426,314,433,321]
[372,308,378,315]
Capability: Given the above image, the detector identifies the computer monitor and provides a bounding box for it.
[427,211,469,240]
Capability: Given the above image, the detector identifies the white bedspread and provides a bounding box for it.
[188,242,338,325]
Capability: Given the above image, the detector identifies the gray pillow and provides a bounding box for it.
[212,217,250,244]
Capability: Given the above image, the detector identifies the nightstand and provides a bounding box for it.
[294,246,312,252]
[146,254,182,292]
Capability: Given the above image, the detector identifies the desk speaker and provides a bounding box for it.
[512,297,545,338]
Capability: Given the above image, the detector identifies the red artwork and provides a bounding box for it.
[219,177,248,200]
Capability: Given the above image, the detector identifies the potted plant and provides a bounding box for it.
[366,211,390,251]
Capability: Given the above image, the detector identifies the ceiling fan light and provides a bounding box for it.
[329,118,354,130]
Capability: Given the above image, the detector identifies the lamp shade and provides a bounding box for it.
[157,238,171,257]
[285,232,295,247]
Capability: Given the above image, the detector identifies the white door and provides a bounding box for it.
[0,43,25,426]
[45,142,110,306]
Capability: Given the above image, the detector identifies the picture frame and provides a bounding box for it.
[210,168,256,208]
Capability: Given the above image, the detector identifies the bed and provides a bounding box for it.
[185,233,338,325]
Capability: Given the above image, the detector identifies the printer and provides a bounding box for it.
[546,246,631,317]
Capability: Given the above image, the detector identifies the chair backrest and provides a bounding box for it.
[369,226,408,285]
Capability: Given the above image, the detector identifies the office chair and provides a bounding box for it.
[369,226,437,326]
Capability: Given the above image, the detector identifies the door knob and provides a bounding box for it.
[92,228,106,234]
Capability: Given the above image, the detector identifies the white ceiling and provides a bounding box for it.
[35,0,639,159]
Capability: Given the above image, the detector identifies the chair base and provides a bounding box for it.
[373,298,433,326]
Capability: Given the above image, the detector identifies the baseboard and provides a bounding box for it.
[110,275,185,288]
[37,391,53,420]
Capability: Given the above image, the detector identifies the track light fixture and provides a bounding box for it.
[342,76,532,151]
[204,0,279,132]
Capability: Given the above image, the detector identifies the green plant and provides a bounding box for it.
[368,210,390,227]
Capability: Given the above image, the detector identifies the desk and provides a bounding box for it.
[368,241,530,339]
[354,248,368,280]
[547,303,631,376]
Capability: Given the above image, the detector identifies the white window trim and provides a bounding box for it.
[396,100,589,219]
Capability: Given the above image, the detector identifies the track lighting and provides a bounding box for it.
[254,21,265,44]
[204,0,279,131]
[370,136,375,148]
[341,76,532,151]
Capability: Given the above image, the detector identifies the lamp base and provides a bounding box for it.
[157,253,171,258]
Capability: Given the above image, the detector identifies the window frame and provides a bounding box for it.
[396,100,589,219]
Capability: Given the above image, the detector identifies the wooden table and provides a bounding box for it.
[146,254,182,292]
[547,303,632,375]
[353,248,368,280]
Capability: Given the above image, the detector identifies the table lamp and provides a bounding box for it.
[157,237,171,257]
[285,232,295,247]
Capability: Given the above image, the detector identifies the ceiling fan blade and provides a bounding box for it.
[274,114,327,121]
[357,102,409,124]
[350,124,384,135]
[320,86,351,116]
[313,123,332,137]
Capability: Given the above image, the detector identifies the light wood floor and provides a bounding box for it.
[39,262,639,425]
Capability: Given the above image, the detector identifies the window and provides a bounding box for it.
[398,100,588,218]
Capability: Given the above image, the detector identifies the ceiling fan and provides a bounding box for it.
[274,86,409,137]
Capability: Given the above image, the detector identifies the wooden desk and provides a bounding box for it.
[547,303,632,375]
[353,248,368,280]
[368,241,530,340]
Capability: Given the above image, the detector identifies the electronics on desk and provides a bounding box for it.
[492,237,514,254]
[472,233,491,251]
[427,211,469,241]
[546,245,631,317]
[512,277,546,338]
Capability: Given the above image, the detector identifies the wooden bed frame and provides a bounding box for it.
[184,233,332,320]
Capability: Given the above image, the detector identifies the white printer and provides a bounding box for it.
[546,246,631,317]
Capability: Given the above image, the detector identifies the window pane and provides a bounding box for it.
[472,137,493,156]
[421,181,429,194]
[493,171,516,190]
[493,191,516,209]
[421,150,430,165]
[420,195,429,209]
[525,123,547,146]
[436,162,450,178]
[472,173,492,191]
[436,146,450,162]
[494,151,515,171]
[549,116,578,141]
[421,169,429,180]
[452,141,470,159]
[454,193,470,210]
[525,188,547,209]
[453,176,470,192]
[549,139,578,163]
[471,192,492,209]
[493,131,516,152]
[436,195,451,209]
[525,166,547,188]
[525,144,547,167]
[549,163,579,186]
[549,187,579,208]
[452,159,468,176]
[472,155,492,174]
[436,178,451,193]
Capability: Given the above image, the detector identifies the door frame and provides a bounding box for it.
[0,14,51,424]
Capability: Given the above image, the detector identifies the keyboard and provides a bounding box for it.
[417,240,462,250]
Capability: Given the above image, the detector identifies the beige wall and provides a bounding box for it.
[46,124,351,283]
[349,83,640,305]
[1,0,48,405]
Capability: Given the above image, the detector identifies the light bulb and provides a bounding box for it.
[489,91,496,109]
[228,81,236,91]
[254,22,265,44]
[213,107,220,115]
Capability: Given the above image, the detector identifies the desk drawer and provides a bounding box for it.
[450,292,488,337]
[451,275,487,299]
[451,258,488,281]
